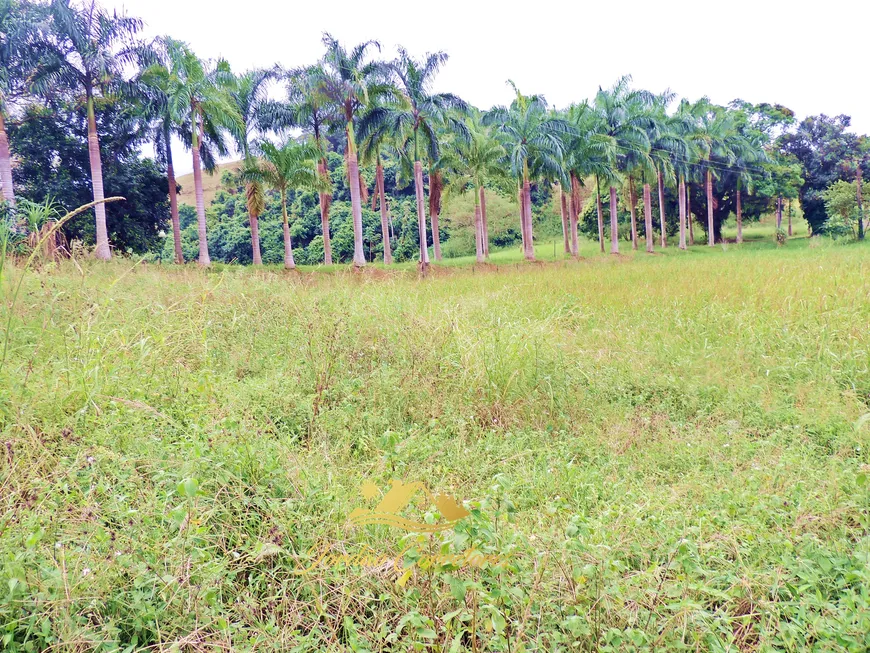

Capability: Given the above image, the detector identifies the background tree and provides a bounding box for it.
[442,116,508,261]
[138,37,228,264]
[593,76,653,254]
[36,0,143,259]
[277,65,340,264]
[780,114,870,234]
[647,93,683,249]
[0,0,44,214]
[691,100,757,245]
[729,101,787,241]
[228,67,275,265]
[156,39,238,265]
[137,38,182,263]
[9,99,168,252]
[360,47,467,267]
[564,103,616,255]
[484,82,569,261]
[358,103,403,264]
[246,139,328,268]
[671,99,706,249]
[820,179,863,237]
[318,34,386,268]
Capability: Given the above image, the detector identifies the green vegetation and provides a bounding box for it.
[3,1,870,650]
[2,222,870,650]
[2,1,869,266]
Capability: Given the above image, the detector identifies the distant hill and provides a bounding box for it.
[176,160,242,207]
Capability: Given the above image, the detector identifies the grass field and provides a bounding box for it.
[2,224,870,651]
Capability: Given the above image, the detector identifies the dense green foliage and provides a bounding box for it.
[3,2,870,648]
[9,100,169,253]
[821,179,864,237]
[780,115,869,233]
[3,225,870,650]
[2,0,869,262]
[157,155,551,264]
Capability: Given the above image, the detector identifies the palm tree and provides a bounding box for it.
[228,67,276,265]
[731,131,766,244]
[551,103,610,258]
[557,180,570,254]
[592,76,654,254]
[247,139,328,269]
[138,37,227,265]
[275,65,340,265]
[671,99,705,250]
[157,39,238,265]
[692,100,757,246]
[318,34,387,268]
[428,156,446,260]
[484,82,570,261]
[0,0,41,214]
[646,94,684,250]
[442,117,508,262]
[638,94,693,252]
[359,48,467,268]
[136,49,183,263]
[692,98,766,247]
[36,0,142,259]
[357,122,395,264]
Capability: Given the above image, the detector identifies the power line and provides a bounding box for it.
[609,142,770,177]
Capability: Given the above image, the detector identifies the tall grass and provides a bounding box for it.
[1,226,869,651]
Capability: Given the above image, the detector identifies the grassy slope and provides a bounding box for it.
[175,160,242,208]
[2,223,870,651]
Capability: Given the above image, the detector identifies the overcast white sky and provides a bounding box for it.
[106,0,870,175]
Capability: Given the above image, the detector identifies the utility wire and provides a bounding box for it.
[609,142,770,177]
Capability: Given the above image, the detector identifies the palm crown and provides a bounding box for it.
[484,82,571,183]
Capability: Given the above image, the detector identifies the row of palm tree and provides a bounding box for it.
[1,0,772,268]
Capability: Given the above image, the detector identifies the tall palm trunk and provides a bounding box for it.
[628,176,638,250]
[479,186,489,257]
[474,185,484,263]
[657,169,667,248]
[280,189,295,269]
[317,159,332,265]
[595,176,605,253]
[787,199,793,236]
[163,126,183,264]
[856,165,864,240]
[705,168,715,246]
[428,168,442,261]
[413,159,429,268]
[522,171,534,261]
[87,95,111,260]
[776,196,783,230]
[687,183,695,245]
[736,185,743,244]
[609,186,619,254]
[556,184,574,254]
[678,176,687,250]
[246,181,263,265]
[569,172,581,257]
[191,105,210,266]
[0,110,15,213]
[643,182,654,253]
[346,123,366,267]
[376,160,392,264]
[518,185,527,253]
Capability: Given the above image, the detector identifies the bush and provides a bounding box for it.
[775,227,788,246]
